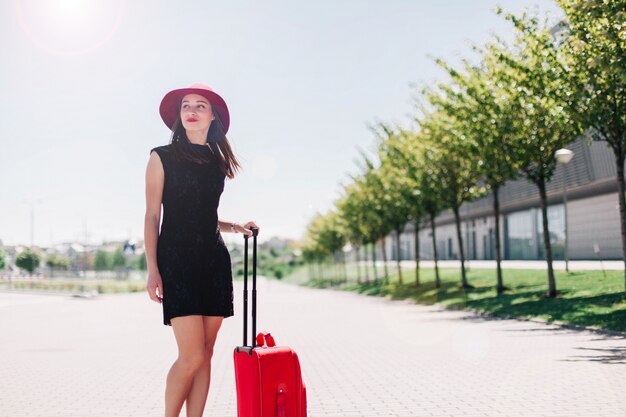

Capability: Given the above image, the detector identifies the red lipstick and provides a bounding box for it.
[186,118,198,122]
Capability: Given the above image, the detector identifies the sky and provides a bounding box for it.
[0,0,564,248]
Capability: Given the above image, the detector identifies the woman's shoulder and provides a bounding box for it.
[150,144,172,155]
[150,145,172,159]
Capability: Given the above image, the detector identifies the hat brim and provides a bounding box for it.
[159,87,230,133]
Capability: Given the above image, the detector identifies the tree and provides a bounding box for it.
[417,111,484,289]
[94,250,110,272]
[378,125,429,286]
[110,247,127,279]
[112,248,126,269]
[0,248,6,270]
[134,253,147,271]
[415,139,446,289]
[16,249,41,275]
[301,236,325,281]
[387,130,446,288]
[432,48,521,294]
[552,1,626,295]
[337,161,388,284]
[361,155,394,284]
[337,183,367,283]
[309,210,347,281]
[46,253,70,277]
[497,9,585,297]
[302,212,341,281]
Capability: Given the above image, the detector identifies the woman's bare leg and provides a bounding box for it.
[185,316,223,417]
[165,316,205,417]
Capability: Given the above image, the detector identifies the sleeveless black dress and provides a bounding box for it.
[150,144,234,326]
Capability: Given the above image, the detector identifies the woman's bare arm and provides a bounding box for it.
[217,218,260,236]
[144,151,164,302]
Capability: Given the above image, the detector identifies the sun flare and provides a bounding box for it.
[15,0,125,55]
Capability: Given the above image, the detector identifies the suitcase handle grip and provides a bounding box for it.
[256,331,276,347]
[242,227,259,348]
[244,227,259,238]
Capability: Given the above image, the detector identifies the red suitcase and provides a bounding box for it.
[233,228,307,417]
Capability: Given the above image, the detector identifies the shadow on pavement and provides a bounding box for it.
[561,346,626,365]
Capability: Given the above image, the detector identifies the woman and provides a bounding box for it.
[144,83,259,417]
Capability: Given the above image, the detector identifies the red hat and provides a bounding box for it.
[159,83,230,133]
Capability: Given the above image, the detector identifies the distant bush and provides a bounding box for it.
[0,249,6,270]
[16,249,41,274]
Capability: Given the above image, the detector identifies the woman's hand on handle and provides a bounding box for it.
[146,270,164,304]
[238,220,260,237]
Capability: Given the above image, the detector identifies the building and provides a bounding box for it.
[388,137,623,261]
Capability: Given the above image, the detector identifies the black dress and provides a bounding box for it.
[150,144,234,326]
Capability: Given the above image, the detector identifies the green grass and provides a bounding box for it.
[301,267,626,333]
[0,279,146,294]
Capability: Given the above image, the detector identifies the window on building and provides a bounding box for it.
[505,205,565,260]
[537,205,565,260]
[505,210,537,260]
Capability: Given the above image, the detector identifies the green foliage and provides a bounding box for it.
[432,51,521,191]
[417,112,486,211]
[132,254,147,271]
[111,247,127,268]
[495,8,584,184]
[554,0,625,147]
[94,250,110,271]
[302,210,346,264]
[46,254,70,270]
[15,249,41,274]
[0,249,6,270]
[240,241,303,281]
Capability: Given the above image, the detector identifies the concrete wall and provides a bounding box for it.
[568,192,622,260]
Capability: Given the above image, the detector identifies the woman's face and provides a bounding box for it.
[180,93,215,134]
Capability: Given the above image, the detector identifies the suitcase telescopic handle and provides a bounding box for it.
[242,227,259,348]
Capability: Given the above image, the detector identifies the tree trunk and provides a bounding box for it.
[371,243,378,283]
[453,204,469,288]
[363,244,370,283]
[355,245,362,284]
[395,228,403,285]
[336,252,341,281]
[381,239,389,285]
[493,185,505,294]
[537,178,557,297]
[430,211,441,289]
[342,251,348,283]
[615,150,626,297]
[414,218,420,287]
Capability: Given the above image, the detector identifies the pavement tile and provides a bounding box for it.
[1,279,626,416]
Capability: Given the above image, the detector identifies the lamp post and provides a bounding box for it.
[555,148,574,272]
[22,198,43,248]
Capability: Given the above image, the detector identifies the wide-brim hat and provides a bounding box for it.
[159,83,230,133]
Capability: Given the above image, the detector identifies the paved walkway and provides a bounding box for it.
[2,279,626,417]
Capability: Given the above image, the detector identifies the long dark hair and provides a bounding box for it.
[169,109,241,179]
